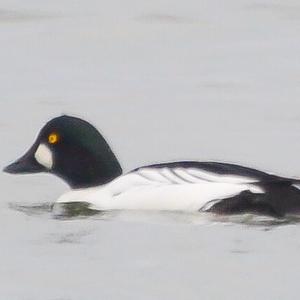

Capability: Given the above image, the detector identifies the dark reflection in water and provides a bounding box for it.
[53,202,102,219]
[213,213,300,228]
[9,202,53,216]
[8,201,300,228]
[9,201,103,219]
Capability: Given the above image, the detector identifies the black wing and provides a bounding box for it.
[206,181,300,218]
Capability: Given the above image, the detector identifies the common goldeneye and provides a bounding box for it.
[4,115,300,217]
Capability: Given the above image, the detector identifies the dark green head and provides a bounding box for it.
[4,115,122,188]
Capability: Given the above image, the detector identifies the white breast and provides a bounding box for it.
[56,167,264,212]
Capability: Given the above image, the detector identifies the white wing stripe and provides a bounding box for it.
[137,169,170,183]
[136,171,157,182]
[172,168,203,183]
[159,168,183,184]
[186,168,257,184]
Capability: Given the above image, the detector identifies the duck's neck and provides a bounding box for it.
[52,141,123,189]
[73,161,122,190]
[55,156,122,189]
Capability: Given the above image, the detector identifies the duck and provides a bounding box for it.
[4,115,300,218]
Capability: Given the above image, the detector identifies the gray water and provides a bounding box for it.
[1,0,300,299]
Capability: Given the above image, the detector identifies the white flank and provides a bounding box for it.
[56,167,265,212]
[34,144,53,169]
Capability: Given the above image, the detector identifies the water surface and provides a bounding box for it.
[1,0,300,299]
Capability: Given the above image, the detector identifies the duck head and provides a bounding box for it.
[3,115,122,188]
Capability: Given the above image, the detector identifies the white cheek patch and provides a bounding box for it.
[34,144,53,169]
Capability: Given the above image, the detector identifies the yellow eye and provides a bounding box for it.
[48,132,60,144]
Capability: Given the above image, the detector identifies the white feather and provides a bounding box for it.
[56,167,264,212]
[159,168,187,184]
[34,144,53,169]
[186,168,257,184]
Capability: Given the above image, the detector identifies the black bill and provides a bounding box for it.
[3,146,46,174]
